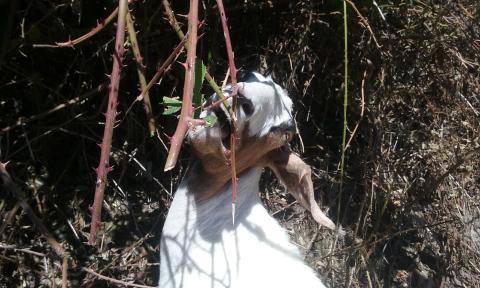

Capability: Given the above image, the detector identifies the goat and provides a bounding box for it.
[159,72,336,288]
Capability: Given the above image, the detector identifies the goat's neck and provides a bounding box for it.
[172,163,263,238]
[184,161,238,202]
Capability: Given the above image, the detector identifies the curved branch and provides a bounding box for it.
[33,7,119,48]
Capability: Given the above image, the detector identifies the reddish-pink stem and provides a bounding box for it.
[164,0,199,171]
[141,38,186,100]
[216,0,238,97]
[216,0,239,222]
[33,7,119,48]
[88,0,129,245]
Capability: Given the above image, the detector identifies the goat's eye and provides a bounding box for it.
[242,102,254,116]
[238,97,254,116]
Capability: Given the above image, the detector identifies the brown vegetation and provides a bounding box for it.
[0,0,478,287]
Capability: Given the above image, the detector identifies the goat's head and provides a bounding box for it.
[187,72,336,230]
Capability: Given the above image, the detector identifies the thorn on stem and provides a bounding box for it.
[179,61,188,69]
[0,161,10,169]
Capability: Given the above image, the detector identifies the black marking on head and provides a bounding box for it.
[242,72,262,83]
[237,93,254,116]
[269,120,295,134]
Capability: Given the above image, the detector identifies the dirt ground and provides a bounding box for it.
[1,0,479,287]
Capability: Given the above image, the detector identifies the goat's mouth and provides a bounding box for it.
[211,104,232,148]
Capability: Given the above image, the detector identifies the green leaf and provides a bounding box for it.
[202,113,217,127]
[163,105,181,115]
[193,59,206,119]
[162,96,182,115]
[163,96,182,105]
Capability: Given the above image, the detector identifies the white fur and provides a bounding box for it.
[207,72,294,138]
[239,72,293,137]
[159,168,326,288]
[159,73,326,288]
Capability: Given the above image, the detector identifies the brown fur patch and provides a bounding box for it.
[187,122,294,201]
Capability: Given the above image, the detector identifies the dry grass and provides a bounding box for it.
[0,0,479,287]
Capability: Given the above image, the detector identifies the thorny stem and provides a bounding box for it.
[126,10,156,136]
[161,0,233,116]
[162,0,240,221]
[1,82,107,134]
[215,0,239,224]
[141,38,186,100]
[215,0,238,99]
[88,0,129,245]
[123,39,185,149]
[82,267,156,288]
[33,7,119,48]
[163,0,199,171]
[196,93,233,112]
[162,0,186,40]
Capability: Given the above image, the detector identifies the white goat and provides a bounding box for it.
[159,72,336,288]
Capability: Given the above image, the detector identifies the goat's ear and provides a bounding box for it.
[268,149,336,230]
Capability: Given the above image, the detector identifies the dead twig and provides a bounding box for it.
[325,218,458,259]
[345,0,381,49]
[0,202,20,235]
[88,0,129,245]
[0,243,47,257]
[344,69,366,152]
[0,82,106,134]
[271,200,297,217]
[304,229,320,259]
[62,255,68,288]
[0,163,66,258]
[0,163,72,288]
[82,267,155,288]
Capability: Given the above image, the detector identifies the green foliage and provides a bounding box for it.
[162,96,182,115]
[202,113,217,127]
[193,58,206,119]
[163,59,207,119]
